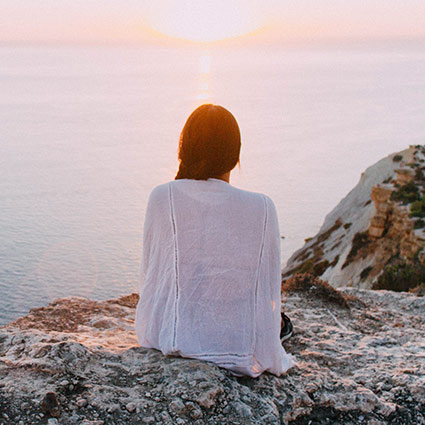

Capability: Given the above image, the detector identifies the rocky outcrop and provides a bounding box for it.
[395,168,414,185]
[284,145,425,288]
[1,290,424,424]
[368,185,393,238]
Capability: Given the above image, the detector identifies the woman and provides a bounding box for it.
[135,104,294,377]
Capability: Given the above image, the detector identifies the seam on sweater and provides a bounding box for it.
[251,195,268,357]
[169,183,179,350]
[185,352,251,358]
[185,358,240,367]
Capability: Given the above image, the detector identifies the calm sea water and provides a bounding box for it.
[1,42,425,324]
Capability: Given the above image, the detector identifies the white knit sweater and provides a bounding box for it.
[135,178,294,377]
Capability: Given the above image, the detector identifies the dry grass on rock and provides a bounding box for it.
[282,273,350,309]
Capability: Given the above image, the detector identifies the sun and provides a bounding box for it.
[147,1,264,43]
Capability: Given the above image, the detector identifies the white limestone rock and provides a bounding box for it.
[284,146,420,288]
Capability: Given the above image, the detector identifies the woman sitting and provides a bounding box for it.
[135,104,294,377]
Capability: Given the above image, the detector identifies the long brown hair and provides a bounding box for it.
[175,104,241,180]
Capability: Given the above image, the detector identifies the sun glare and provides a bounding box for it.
[197,54,211,101]
[147,1,263,42]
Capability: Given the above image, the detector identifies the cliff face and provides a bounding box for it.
[1,290,424,425]
[284,145,425,289]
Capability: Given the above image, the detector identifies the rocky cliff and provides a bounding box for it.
[284,145,425,289]
[1,286,424,425]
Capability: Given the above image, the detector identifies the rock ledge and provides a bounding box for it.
[0,290,424,424]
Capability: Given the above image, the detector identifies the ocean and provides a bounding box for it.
[1,42,425,324]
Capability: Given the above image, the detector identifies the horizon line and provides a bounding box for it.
[1,35,425,49]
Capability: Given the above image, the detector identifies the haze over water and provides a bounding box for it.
[1,42,425,324]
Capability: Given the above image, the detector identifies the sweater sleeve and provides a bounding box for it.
[136,183,175,350]
[139,184,168,292]
[139,189,155,291]
[261,195,282,336]
[264,195,283,323]
[252,195,293,376]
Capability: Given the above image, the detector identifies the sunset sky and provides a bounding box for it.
[1,0,425,44]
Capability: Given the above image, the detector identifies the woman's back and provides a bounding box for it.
[135,178,294,377]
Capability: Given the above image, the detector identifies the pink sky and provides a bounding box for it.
[1,1,425,44]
